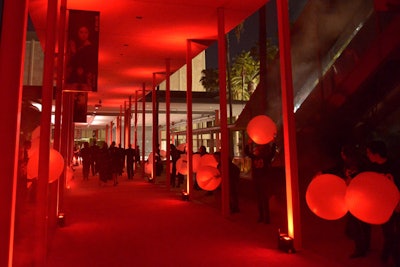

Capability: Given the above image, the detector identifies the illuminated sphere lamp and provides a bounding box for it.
[147,152,153,163]
[306,173,348,220]
[160,150,167,158]
[192,154,201,173]
[199,154,218,168]
[27,148,65,183]
[177,143,186,152]
[246,115,277,145]
[144,162,152,175]
[346,171,400,225]
[196,166,221,191]
[176,157,188,175]
[31,126,41,141]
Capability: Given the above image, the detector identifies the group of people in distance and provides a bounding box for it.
[78,139,140,186]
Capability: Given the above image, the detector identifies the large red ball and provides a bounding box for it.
[346,172,399,225]
[306,173,348,220]
[246,115,277,145]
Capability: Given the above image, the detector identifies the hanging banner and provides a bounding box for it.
[73,92,88,122]
[65,10,99,92]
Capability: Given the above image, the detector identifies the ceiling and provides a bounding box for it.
[28,0,270,128]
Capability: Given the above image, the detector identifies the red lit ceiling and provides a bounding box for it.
[28,0,269,126]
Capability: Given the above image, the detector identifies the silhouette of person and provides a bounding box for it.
[109,141,120,186]
[135,145,141,167]
[97,142,111,185]
[170,144,183,188]
[214,151,241,213]
[90,139,100,176]
[322,144,370,258]
[125,144,135,180]
[364,140,400,265]
[245,138,276,223]
[80,142,91,180]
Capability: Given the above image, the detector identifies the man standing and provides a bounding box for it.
[245,138,276,223]
[125,144,135,180]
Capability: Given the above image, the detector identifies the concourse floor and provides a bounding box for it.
[45,165,387,267]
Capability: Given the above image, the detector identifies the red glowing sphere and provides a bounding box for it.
[192,153,201,173]
[196,166,221,191]
[199,154,218,168]
[145,162,152,174]
[176,157,188,175]
[306,173,348,220]
[27,148,65,183]
[346,171,399,225]
[246,115,277,145]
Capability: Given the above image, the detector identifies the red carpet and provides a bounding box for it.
[45,166,386,267]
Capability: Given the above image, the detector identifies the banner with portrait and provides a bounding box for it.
[65,10,99,92]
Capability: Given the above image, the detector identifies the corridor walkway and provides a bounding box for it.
[45,165,386,267]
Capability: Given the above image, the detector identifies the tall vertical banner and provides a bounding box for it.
[65,9,99,92]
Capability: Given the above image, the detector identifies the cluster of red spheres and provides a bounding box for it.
[306,172,399,224]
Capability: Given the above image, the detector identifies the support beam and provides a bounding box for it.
[217,7,230,217]
[277,0,302,249]
[186,40,193,196]
[165,59,171,190]
[36,0,59,264]
[0,1,29,266]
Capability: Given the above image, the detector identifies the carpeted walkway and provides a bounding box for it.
[45,165,386,267]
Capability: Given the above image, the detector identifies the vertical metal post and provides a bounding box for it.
[165,59,171,189]
[0,1,28,265]
[36,0,58,264]
[277,0,302,249]
[186,40,193,195]
[217,7,230,217]
[142,83,146,177]
[152,74,157,181]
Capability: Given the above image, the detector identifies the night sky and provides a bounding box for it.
[206,0,307,69]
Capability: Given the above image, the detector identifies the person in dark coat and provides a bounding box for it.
[170,144,183,188]
[245,138,276,223]
[364,140,400,265]
[109,141,120,186]
[322,144,370,258]
[90,139,100,176]
[97,142,111,185]
[214,151,241,213]
[125,144,135,180]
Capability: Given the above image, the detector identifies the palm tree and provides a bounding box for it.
[199,68,219,92]
[230,50,260,100]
